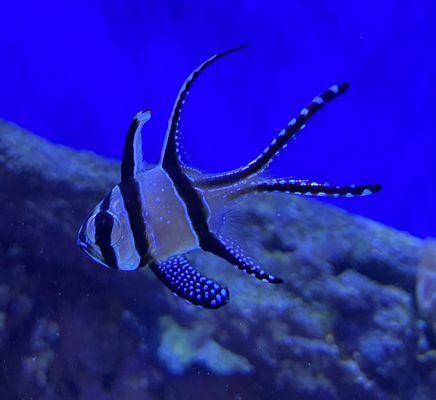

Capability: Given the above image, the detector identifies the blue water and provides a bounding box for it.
[0,1,434,237]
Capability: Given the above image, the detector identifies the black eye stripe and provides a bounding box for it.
[94,194,118,269]
[95,211,114,245]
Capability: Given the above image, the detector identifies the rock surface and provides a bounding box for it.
[1,119,435,399]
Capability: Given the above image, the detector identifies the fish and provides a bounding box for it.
[77,46,381,309]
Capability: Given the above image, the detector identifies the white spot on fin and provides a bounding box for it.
[329,84,339,94]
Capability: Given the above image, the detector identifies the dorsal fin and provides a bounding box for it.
[121,110,151,182]
[193,83,350,189]
[160,45,249,173]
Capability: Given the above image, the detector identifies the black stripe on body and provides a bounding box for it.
[160,46,283,282]
[163,154,211,241]
[119,179,150,268]
[121,119,140,181]
[95,193,118,269]
[194,83,350,189]
[163,162,277,281]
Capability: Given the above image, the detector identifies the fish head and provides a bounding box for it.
[77,187,141,270]
[78,108,155,270]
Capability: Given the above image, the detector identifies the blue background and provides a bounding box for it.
[0,1,434,238]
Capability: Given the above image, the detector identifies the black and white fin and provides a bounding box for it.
[194,83,350,189]
[227,178,382,199]
[218,236,283,283]
[121,110,151,182]
[160,45,249,172]
[150,255,230,309]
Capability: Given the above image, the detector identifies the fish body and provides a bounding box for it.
[80,166,202,268]
[140,167,202,260]
[78,46,381,309]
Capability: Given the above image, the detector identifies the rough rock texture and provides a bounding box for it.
[1,119,435,400]
[417,241,436,337]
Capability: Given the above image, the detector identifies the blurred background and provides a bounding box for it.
[0,0,434,237]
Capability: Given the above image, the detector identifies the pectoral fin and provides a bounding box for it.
[150,255,230,309]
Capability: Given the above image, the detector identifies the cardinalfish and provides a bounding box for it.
[77,46,381,309]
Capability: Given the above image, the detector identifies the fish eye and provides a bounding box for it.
[86,211,122,246]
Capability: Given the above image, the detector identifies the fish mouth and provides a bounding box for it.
[77,239,114,270]
[77,238,93,257]
[77,238,108,265]
[77,239,88,252]
[77,219,91,254]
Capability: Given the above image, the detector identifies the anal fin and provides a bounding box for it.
[219,236,283,284]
